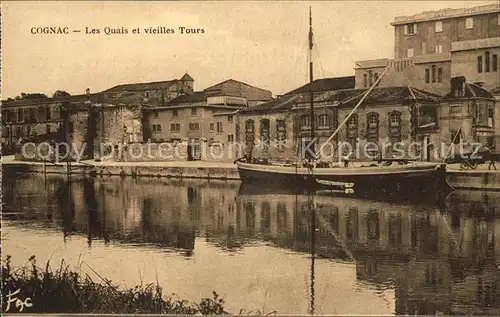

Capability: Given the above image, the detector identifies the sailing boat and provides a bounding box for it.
[236,8,448,194]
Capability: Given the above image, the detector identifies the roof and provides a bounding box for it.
[103,79,179,93]
[204,79,272,100]
[180,73,194,81]
[1,94,98,108]
[338,86,441,107]
[239,86,440,114]
[238,95,299,114]
[443,82,494,100]
[167,91,206,104]
[284,76,355,95]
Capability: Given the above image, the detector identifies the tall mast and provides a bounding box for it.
[308,7,315,159]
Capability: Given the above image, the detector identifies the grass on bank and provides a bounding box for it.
[1,255,274,315]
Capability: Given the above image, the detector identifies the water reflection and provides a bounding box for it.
[2,174,500,315]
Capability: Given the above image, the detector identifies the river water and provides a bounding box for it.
[2,173,499,315]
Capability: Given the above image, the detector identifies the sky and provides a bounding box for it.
[1,0,497,98]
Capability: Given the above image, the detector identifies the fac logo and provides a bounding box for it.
[4,288,33,312]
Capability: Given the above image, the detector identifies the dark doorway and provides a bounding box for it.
[425,136,433,162]
[187,139,194,161]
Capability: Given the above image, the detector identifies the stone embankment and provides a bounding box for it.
[2,156,239,180]
[3,156,499,190]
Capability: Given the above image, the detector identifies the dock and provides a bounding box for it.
[2,156,499,190]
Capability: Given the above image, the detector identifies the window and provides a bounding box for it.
[493,54,498,72]
[227,134,234,142]
[170,123,180,132]
[172,109,178,117]
[17,109,23,122]
[317,114,331,128]
[153,110,159,118]
[191,107,197,116]
[189,122,200,131]
[389,111,402,143]
[435,21,443,33]
[368,71,373,86]
[425,68,430,83]
[478,56,483,73]
[26,126,31,136]
[404,23,417,35]
[5,127,10,137]
[260,119,270,151]
[366,112,379,143]
[437,67,443,83]
[373,73,379,85]
[276,119,287,151]
[300,115,311,129]
[46,107,51,120]
[488,108,494,127]
[227,115,233,122]
[209,123,214,131]
[346,114,358,151]
[216,122,223,133]
[363,74,368,88]
[485,51,490,72]
[435,45,442,54]
[422,41,427,54]
[432,65,436,83]
[16,127,22,137]
[152,124,161,132]
[145,92,149,98]
[465,17,473,29]
[407,48,414,58]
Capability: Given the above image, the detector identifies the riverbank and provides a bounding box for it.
[1,155,240,180]
[2,155,499,190]
[1,255,228,314]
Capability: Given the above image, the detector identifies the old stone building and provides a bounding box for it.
[356,4,500,95]
[439,77,499,151]
[142,79,273,148]
[236,76,356,161]
[1,93,91,155]
[237,78,441,162]
[101,73,194,106]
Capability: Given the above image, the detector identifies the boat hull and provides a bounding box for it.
[236,162,447,194]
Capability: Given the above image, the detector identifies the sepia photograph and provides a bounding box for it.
[1,1,499,315]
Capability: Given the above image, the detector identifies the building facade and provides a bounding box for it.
[356,4,500,95]
[142,79,272,146]
[237,78,441,162]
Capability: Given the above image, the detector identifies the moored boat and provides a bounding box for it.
[237,160,446,194]
[236,8,448,194]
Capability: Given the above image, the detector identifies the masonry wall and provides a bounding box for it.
[355,60,451,96]
[237,112,296,161]
[451,47,500,91]
[211,112,236,145]
[337,103,414,160]
[393,12,500,59]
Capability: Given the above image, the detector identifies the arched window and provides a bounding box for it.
[389,111,402,143]
[366,112,379,144]
[260,119,270,151]
[300,115,311,129]
[317,114,331,128]
[346,114,358,149]
[244,119,255,153]
[276,119,287,151]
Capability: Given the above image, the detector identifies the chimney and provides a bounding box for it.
[86,88,90,96]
